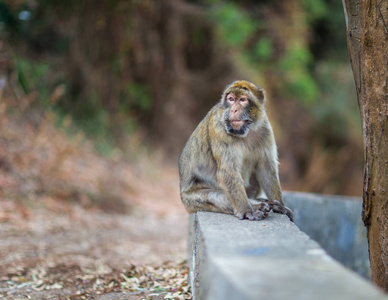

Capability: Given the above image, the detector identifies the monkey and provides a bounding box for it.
[178,80,293,221]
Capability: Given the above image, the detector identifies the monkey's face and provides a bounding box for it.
[225,92,251,132]
[222,87,264,137]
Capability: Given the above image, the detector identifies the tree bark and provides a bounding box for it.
[342,0,388,291]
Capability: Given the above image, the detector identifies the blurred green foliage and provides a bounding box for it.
[214,3,257,47]
[0,1,18,34]
[211,0,358,136]
[313,62,360,134]
[212,1,321,105]
[125,83,152,112]
[301,0,328,21]
[1,0,359,155]
[14,56,115,154]
[278,43,319,104]
[0,0,136,155]
[15,57,51,105]
[191,27,209,46]
[254,38,273,61]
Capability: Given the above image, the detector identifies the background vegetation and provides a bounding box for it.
[0,1,366,298]
[0,0,362,198]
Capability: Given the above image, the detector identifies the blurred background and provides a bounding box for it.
[0,0,364,297]
[0,0,362,212]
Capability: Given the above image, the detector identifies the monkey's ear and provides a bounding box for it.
[221,84,232,104]
[256,87,266,103]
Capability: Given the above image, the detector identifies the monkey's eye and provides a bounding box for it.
[227,96,235,102]
[239,98,248,103]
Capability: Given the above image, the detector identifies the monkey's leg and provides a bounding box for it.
[256,168,294,222]
[181,189,234,214]
[217,170,270,221]
[182,188,271,220]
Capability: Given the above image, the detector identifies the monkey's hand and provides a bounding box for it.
[235,202,272,221]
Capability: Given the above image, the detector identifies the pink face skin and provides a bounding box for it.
[226,93,249,130]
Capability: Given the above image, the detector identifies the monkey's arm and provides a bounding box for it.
[256,157,294,221]
[215,154,270,221]
[257,164,294,221]
[256,162,282,203]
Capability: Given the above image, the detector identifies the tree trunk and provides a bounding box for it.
[342,0,388,291]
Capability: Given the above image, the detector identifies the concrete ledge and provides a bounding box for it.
[189,210,387,300]
[283,191,370,277]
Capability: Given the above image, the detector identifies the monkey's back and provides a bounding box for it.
[178,105,223,192]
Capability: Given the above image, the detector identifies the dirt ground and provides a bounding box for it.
[0,84,191,299]
[0,181,189,300]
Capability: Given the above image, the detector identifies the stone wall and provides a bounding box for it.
[284,191,370,277]
[188,192,386,300]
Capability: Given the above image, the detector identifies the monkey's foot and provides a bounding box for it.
[256,198,294,222]
[272,202,294,222]
[236,202,271,221]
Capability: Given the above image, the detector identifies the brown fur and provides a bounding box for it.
[179,80,293,221]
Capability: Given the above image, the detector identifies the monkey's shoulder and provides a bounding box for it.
[187,103,224,140]
[179,111,214,160]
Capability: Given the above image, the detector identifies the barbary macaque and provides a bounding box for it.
[179,80,293,221]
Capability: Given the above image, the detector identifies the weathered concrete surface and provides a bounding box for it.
[283,191,369,277]
[189,210,387,300]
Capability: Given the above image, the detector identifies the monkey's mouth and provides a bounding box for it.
[230,120,246,130]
